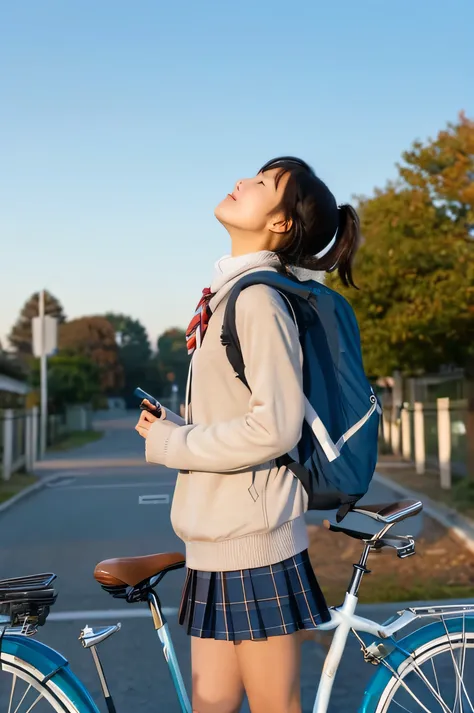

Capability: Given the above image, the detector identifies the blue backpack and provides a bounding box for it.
[220,271,382,520]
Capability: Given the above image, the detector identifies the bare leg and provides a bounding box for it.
[236,632,302,713]
[191,637,245,713]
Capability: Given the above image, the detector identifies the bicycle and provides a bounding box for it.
[1,498,473,713]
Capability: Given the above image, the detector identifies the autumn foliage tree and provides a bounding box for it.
[331,112,474,379]
[59,316,123,394]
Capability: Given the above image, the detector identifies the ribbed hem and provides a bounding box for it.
[184,517,309,572]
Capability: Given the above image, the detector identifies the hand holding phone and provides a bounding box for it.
[134,387,162,417]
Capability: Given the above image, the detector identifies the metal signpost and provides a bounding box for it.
[32,290,58,457]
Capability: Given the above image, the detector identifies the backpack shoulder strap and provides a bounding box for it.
[220,271,313,390]
[221,286,250,390]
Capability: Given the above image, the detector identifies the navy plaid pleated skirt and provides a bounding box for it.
[178,549,330,642]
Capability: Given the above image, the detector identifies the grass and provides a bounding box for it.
[319,566,474,607]
[48,429,103,452]
[0,471,38,504]
[414,472,474,520]
[376,458,474,521]
[447,477,474,518]
[347,579,473,605]
[318,562,474,607]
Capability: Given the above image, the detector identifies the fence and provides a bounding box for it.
[380,397,468,489]
[0,405,92,481]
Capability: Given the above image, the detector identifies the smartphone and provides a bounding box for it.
[134,387,162,416]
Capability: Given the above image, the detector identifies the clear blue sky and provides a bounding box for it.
[1,0,472,350]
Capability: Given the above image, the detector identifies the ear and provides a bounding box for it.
[268,213,292,235]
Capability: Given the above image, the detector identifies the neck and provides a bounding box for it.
[227,228,280,257]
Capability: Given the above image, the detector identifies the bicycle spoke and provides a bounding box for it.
[8,674,17,713]
[378,624,474,713]
[431,658,441,702]
[452,619,464,713]
[455,615,467,713]
[409,659,454,713]
[24,692,46,713]
[4,672,59,713]
[391,699,420,713]
[382,657,450,713]
[13,684,32,713]
[440,620,474,712]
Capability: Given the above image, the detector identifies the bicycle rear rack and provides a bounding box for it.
[407,603,474,618]
[0,573,57,634]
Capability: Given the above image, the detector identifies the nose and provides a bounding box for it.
[235,179,244,192]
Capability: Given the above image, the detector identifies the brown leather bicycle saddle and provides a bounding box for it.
[94,552,185,588]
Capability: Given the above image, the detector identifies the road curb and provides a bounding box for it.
[0,473,63,515]
[374,471,474,555]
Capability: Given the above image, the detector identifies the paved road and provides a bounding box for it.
[0,413,430,712]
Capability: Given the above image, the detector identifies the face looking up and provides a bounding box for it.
[214,168,292,251]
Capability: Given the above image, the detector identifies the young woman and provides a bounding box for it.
[135,157,360,713]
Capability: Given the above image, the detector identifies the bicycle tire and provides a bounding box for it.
[1,634,100,713]
[361,616,474,713]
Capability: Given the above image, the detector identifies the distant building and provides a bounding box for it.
[0,373,29,408]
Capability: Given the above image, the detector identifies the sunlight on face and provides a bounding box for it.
[214,168,291,234]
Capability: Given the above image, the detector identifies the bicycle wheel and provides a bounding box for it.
[367,617,474,713]
[0,660,69,712]
[0,635,100,713]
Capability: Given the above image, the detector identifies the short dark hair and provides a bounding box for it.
[259,156,360,287]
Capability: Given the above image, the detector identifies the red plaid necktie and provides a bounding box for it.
[186,287,214,355]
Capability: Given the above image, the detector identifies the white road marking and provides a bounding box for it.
[138,494,170,505]
[49,607,178,621]
[46,478,77,488]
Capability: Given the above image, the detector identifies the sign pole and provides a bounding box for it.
[39,289,48,457]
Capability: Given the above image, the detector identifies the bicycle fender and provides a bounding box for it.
[359,616,474,713]
[1,634,100,713]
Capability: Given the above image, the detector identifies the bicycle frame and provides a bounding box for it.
[148,591,192,713]
[312,593,414,713]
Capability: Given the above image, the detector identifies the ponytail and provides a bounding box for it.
[315,204,360,288]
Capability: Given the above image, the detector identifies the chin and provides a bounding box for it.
[214,199,232,226]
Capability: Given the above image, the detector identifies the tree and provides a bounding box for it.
[156,328,189,396]
[329,113,474,476]
[330,112,474,378]
[30,355,101,412]
[105,313,157,406]
[9,291,66,357]
[105,313,151,364]
[59,316,123,394]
